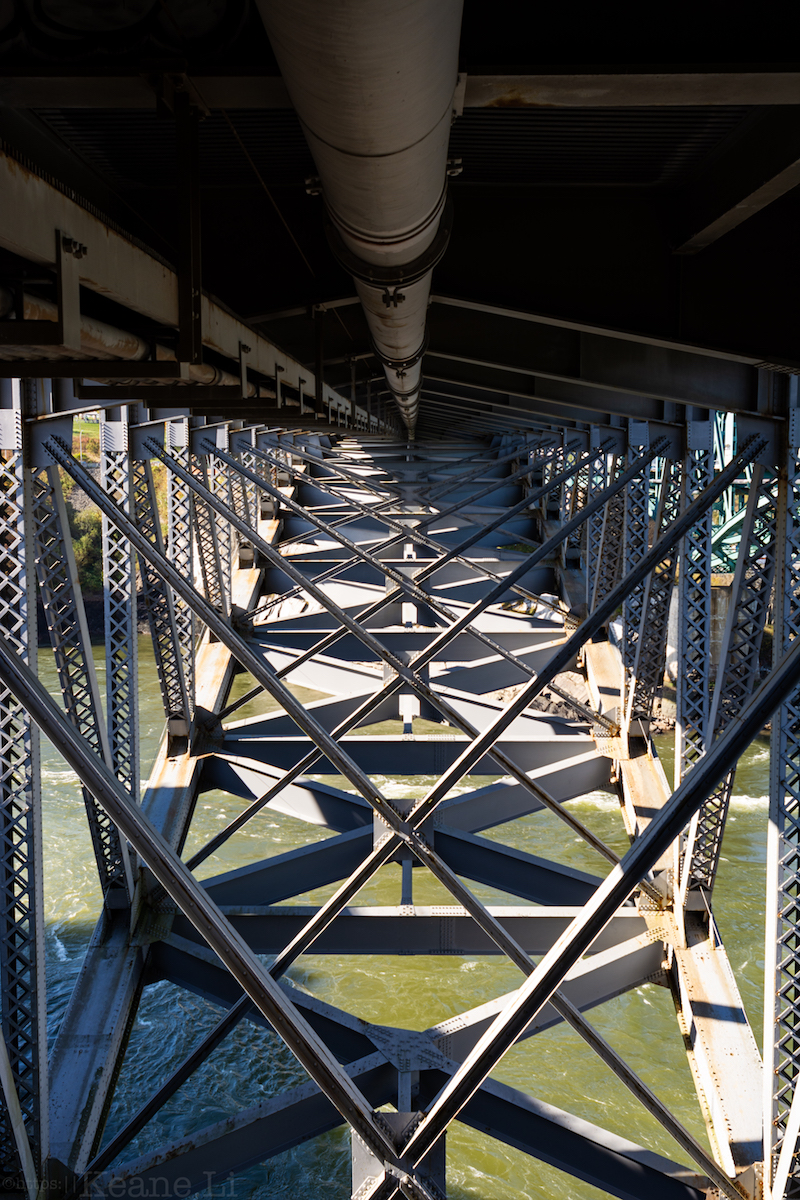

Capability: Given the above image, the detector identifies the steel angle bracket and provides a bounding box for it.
[129,420,166,461]
[190,421,229,456]
[25,415,73,469]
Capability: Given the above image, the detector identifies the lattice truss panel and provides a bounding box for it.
[566,454,590,557]
[0,426,780,1200]
[585,447,608,608]
[235,446,258,528]
[101,443,139,797]
[767,449,800,1198]
[31,465,127,895]
[590,453,626,610]
[0,452,43,1174]
[624,457,683,731]
[560,444,579,524]
[676,445,713,783]
[209,452,233,602]
[132,457,188,724]
[190,453,225,613]
[167,438,197,708]
[683,465,778,899]
[622,453,651,707]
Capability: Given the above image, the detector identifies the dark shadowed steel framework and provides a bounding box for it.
[2,4,800,1198]
[2,385,800,1200]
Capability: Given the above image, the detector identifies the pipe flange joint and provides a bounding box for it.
[324,197,453,291]
[379,337,428,379]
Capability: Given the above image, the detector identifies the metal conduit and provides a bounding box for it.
[256,0,464,438]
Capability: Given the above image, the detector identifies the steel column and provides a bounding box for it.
[167,420,197,708]
[189,448,227,616]
[0,410,46,1182]
[585,432,609,609]
[623,455,683,738]
[100,410,140,797]
[590,452,626,611]
[675,421,714,786]
[765,415,800,1198]
[622,425,651,742]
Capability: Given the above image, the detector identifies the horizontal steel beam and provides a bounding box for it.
[430,934,666,1059]
[3,72,797,110]
[430,294,767,369]
[93,1053,396,1199]
[434,825,600,906]
[168,906,649,957]
[418,1069,707,1200]
[671,107,800,253]
[201,829,374,906]
[424,305,762,411]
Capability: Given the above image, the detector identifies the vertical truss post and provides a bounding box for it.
[230,428,257,571]
[675,419,714,787]
[585,429,608,609]
[622,456,683,740]
[235,430,257,530]
[765,405,800,1198]
[535,434,551,490]
[548,435,566,519]
[565,443,590,567]
[590,450,626,612]
[207,432,233,609]
[560,439,577,523]
[680,461,778,912]
[131,455,190,744]
[189,434,227,617]
[0,385,47,1181]
[622,422,651,743]
[32,459,132,903]
[100,408,140,798]
[167,419,196,709]
[250,431,277,519]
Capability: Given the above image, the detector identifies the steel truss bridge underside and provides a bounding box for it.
[3,401,800,1200]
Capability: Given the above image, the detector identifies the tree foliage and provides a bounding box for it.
[67,504,104,594]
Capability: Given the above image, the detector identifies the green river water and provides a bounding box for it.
[41,640,769,1199]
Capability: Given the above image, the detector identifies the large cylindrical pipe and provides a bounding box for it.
[256,0,463,436]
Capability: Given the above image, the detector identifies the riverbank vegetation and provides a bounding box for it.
[59,417,168,594]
